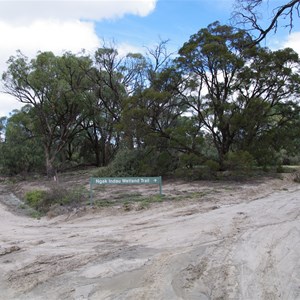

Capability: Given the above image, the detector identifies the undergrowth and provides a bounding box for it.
[25,184,88,214]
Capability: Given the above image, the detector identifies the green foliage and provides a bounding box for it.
[276,164,284,173]
[177,22,300,168]
[96,147,177,177]
[25,190,46,210]
[204,160,220,172]
[179,153,203,168]
[135,195,163,210]
[0,107,44,175]
[174,167,203,180]
[2,51,94,176]
[30,210,43,219]
[93,192,164,211]
[25,185,88,213]
[1,30,300,178]
[96,148,141,177]
[224,151,255,171]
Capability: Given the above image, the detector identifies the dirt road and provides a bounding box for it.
[0,178,299,299]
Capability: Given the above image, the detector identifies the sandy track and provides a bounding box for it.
[0,178,300,299]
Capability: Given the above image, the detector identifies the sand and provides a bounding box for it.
[0,176,299,299]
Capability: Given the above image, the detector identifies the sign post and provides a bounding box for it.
[89,176,162,205]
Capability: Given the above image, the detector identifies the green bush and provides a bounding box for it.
[96,148,140,177]
[179,153,203,168]
[276,164,284,173]
[204,160,220,172]
[25,185,88,213]
[174,167,207,180]
[46,185,87,206]
[25,190,46,210]
[225,151,255,171]
[95,147,177,177]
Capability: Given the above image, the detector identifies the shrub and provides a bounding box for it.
[95,147,178,177]
[293,172,300,183]
[25,190,46,210]
[204,160,220,172]
[174,167,207,180]
[25,185,88,214]
[224,151,255,171]
[95,148,140,177]
[276,164,284,173]
[179,153,203,169]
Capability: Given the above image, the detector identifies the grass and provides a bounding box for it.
[121,190,213,206]
[23,184,89,215]
[113,192,142,199]
[30,210,43,219]
[189,191,213,198]
[93,193,165,211]
[9,164,300,216]
[19,203,27,209]
[293,172,300,183]
[167,190,214,202]
[95,199,114,207]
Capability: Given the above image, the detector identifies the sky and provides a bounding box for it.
[0,0,299,117]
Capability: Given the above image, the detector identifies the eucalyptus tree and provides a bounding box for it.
[233,0,300,45]
[177,22,252,167]
[177,22,300,168]
[0,116,6,142]
[2,51,93,177]
[78,47,148,166]
[122,41,193,154]
[0,105,44,174]
[79,90,118,167]
[235,47,300,150]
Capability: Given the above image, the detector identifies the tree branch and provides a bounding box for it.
[233,0,300,45]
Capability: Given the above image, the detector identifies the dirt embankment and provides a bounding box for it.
[0,175,299,299]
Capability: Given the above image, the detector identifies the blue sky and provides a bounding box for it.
[94,0,300,52]
[0,0,299,116]
[94,0,233,51]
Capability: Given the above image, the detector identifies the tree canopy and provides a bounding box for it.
[1,23,300,178]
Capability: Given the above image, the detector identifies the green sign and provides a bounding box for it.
[89,176,162,204]
[91,177,161,185]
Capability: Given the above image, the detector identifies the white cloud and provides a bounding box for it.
[0,20,100,63]
[0,0,157,116]
[116,42,146,57]
[284,32,300,55]
[0,0,156,24]
[269,30,300,56]
[0,19,101,116]
[0,94,24,118]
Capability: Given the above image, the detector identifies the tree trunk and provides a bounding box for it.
[45,148,57,181]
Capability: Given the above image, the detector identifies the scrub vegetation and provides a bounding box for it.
[1,20,300,212]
